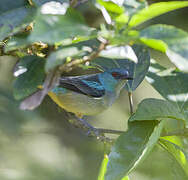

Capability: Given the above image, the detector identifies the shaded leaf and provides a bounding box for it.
[129,1,188,27]
[129,98,187,122]
[13,56,45,100]
[5,33,30,52]
[0,0,36,41]
[123,0,147,17]
[159,137,188,177]
[29,7,94,44]
[146,59,188,110]
[105,120,164,180]
[92,44,150,91]
[140,24,188,72]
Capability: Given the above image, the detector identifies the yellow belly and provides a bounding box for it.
[48,91,110,116]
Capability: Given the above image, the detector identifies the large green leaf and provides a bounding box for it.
[129,1,188,27]
[13,56,45,100]
[29,7,94,44]
[129,98,187,122]
[140,24,188,72]
[92,44,150,91]
[0,0,36,41]
[146,59,188,110]
[159,137,188,177]
[105,121,164,180]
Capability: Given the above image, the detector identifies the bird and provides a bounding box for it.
[48,68,132,117]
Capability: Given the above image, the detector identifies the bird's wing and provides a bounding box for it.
[59,73,105,97]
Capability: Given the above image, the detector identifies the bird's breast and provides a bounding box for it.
[48,90,114,116]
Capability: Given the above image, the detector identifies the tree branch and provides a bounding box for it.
[67,114,125,143]
[58,41,108,73]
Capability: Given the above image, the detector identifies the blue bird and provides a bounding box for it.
[48,68,132,117]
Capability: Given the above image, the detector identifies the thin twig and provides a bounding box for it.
[128,92,133,115]
[96,128,125,135]
[58,41,108,73]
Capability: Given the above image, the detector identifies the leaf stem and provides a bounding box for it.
[128,92,134,115]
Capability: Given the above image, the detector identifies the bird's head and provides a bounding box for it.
[107,68,133,80]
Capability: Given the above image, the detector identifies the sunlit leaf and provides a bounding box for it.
[105,121,164,180]
[146,59,188,110]
[159,137,188,177]
[129,1,188,27]
[140,24,188,72]
[99,45,138,63]
[98,154,109,180]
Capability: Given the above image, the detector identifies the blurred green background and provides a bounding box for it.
[0,3,188,180]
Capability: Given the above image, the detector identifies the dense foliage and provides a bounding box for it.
[0,0,188,180]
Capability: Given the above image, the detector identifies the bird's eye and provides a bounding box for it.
[112,72,118,77]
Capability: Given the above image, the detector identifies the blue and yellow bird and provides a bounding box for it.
[48,68,132,117]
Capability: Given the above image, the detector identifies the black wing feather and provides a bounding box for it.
[59,74,105,97]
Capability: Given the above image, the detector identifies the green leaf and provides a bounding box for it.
[146,59,188,110]
[140,24,188,72]
[92,44,150,91]
[4,33,30,52]
[129,98,187,122]
[124,44,150,91]
[0,0,36,41]
[45,46,86,72]
[105,120,164,180]
[29,7,94,44]
[159,137,188,177]
[13,56,45,100]
[129,1,188,27]
[97,0,124,14]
